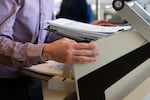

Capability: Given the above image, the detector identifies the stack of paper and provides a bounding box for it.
[46,18,132,42]
[23,61,67,76]
[23,61,75,91]
[23,60,74,79]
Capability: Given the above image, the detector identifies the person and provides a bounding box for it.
[56,0,94,23]
[0,0,99,100]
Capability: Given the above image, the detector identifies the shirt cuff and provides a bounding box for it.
[27,44,46,64]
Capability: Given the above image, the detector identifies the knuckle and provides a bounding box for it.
[90,51,95,55]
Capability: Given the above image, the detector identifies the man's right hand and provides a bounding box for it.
[42,38,99,64]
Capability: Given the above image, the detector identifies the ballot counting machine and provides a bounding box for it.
[72,0,150,100]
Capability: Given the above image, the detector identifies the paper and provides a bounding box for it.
[46,18,132,42]
[23,61,65,76]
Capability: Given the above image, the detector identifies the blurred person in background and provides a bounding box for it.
[57,0,94,23]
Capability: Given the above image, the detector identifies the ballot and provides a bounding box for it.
[46,18,132,42]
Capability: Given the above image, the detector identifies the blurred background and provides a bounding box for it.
[53,0,150,24]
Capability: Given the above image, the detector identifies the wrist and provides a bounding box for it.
[42,44,52,61]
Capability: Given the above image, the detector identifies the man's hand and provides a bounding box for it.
[91,20,118,26]
[42,38,99,64]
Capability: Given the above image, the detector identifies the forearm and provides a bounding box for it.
[0,37,45,67]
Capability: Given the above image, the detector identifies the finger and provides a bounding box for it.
[74,42,96,49]
[71,56,97,64]
[73,50,99,56]
[99,23,118,26]
[91,20,108,25]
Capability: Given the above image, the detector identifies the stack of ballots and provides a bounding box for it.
[46,18,132,42]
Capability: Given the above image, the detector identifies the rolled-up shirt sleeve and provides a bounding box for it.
[0,0,45,67]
